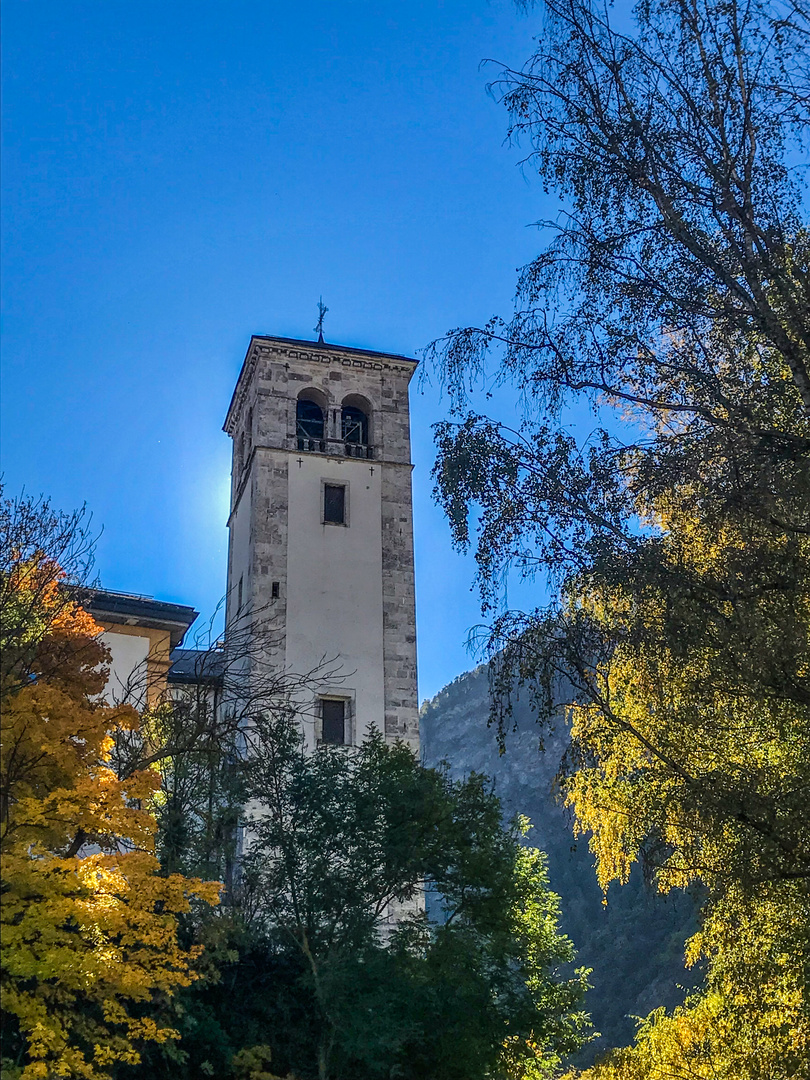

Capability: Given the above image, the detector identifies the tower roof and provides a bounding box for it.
[224,334,418,434]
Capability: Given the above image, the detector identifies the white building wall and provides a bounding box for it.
[223,335,419,751]
[100,630,150,705]
[286,452,385,748]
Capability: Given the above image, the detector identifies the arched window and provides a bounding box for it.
[341,400,370,457]
[297,394,325,451]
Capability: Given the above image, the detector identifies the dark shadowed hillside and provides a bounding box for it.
[420,665,700,1063]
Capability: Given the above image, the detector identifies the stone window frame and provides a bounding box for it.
[321,478,349,527]
[296,386,329,450]
[316,691,354,746]
[341,392,373,452]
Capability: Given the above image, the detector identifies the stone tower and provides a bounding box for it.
[223,334,419,750]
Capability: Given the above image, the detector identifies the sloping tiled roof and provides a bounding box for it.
[168,647,224,684]
[84,588,199,649]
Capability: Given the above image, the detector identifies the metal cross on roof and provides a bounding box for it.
[314,296,328,343]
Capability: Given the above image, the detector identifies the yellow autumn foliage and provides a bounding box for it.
[1,553,220,1079]
[557,488,810,1078]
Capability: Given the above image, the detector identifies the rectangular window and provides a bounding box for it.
[321,698,346,745]
[271,580,280,599]
[323,483,346,525]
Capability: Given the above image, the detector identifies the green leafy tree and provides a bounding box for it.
[428,0,810,1075]
[138,717,589,1080]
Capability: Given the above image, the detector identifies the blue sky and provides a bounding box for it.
[1,0,556,701]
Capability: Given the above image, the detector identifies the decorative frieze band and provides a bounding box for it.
[257,343,412,374]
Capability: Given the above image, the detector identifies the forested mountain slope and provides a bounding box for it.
[420,665,700,1063]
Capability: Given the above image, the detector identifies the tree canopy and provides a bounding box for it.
[1,488,590,1079]
[0,492,220,1080]
[138,713,589,1080]
[429,1,810,1075]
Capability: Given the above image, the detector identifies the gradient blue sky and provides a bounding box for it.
[2,0,555,702]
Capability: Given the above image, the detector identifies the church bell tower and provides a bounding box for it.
[223,334,419,750]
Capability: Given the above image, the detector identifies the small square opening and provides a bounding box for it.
[323,483,346,525]
[321,698,346,745]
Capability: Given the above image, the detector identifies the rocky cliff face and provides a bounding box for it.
[420,664,699,1063]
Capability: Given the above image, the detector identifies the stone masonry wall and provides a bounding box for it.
[224,336,419,750]
[381,461,419,746]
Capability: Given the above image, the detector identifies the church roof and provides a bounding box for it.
[224,334,418,434]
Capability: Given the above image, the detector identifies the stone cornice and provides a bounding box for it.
[223,335,417,435]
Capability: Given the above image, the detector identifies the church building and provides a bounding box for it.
[221,333,419,751]
[88,330,420,757]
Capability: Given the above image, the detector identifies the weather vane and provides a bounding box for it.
[314,296,328,343]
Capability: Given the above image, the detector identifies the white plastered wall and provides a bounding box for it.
[285,452,385,748]
[100,631,150,706]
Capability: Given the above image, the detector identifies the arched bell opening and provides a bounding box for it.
[296,389,327,452]
[341,394,372,458]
